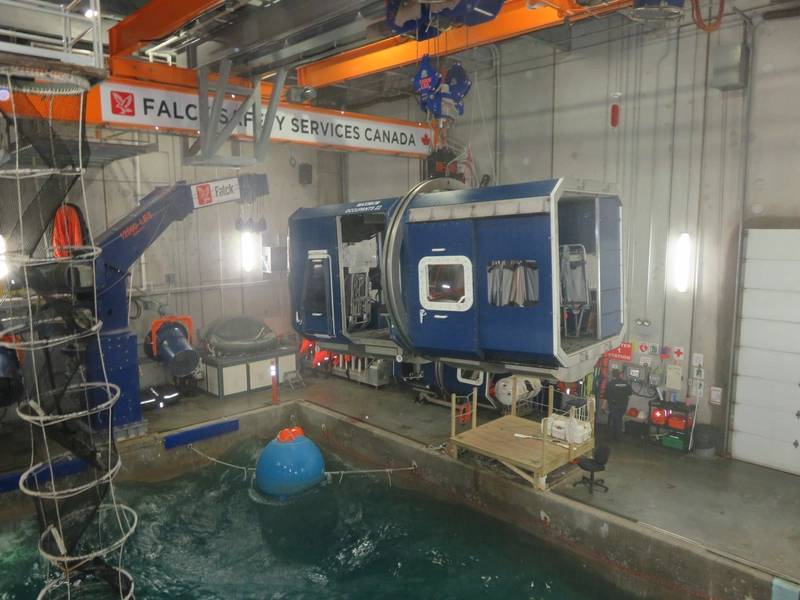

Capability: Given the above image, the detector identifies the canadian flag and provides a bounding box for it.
[110,90,135,116]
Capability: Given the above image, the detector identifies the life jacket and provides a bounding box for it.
[51,204,86,257]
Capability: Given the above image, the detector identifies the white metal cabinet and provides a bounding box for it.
[732,229,800,475]
[248,359,272,390]
[277,353,296,383]
[206,363,248,397]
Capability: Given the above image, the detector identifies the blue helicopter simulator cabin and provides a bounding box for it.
[289,178,624,380]
[289,197,401,354]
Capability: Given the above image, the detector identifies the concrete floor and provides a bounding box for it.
[299,373,491,446]
[557,434,800,580]
[2,373,798,582]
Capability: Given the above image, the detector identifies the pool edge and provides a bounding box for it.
[0,398,786,600]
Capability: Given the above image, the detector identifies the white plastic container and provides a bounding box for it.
[567,419,592,444]
[547,418,568,441]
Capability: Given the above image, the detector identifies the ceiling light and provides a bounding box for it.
[84,8,98,18]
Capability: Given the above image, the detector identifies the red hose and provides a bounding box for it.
[691,0,725,32]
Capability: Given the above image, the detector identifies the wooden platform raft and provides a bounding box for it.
[449,381,595,491]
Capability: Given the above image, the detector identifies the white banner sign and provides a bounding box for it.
[190,177,240,208]
[99,82,431,157]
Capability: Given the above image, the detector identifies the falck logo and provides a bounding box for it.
[110,90,135,116]
[194,184,213,206]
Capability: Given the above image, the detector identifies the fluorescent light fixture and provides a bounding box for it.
[84,8,98,18]
[241,231,260,272]
[671,232,692,293]
[163,392,178,399]
[0,234,8,280]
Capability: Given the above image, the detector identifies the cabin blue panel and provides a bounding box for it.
[288,213,346,343]
[412,179,558,209]
[602,292,622,318]
[404,219,479,358]
[289,198,398,344]
[291,197,398,220]
[475,215,556,364]
[301,255,335,336]
[598,197,623,338]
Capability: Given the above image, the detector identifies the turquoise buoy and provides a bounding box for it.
[255,427,325,497]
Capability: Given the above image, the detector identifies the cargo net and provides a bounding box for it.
[0,75,137,599]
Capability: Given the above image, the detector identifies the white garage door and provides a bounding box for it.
[732,229,800,475]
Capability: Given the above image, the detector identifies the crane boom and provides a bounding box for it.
[88,173,268,431]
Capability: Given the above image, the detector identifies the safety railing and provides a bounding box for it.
[0,0,104,70]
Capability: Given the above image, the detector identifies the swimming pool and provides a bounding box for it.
[0,440,631,599]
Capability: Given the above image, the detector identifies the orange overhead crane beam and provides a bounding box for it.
[296,0,631,89]
[106,0,278,104]
[108,57,276,97]
[109,0,225,56]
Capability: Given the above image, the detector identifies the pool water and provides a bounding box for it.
[1,440,629,599]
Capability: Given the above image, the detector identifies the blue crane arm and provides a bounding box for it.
[94,173,267,331]
[86,173,267,431]
[95,184,190,292]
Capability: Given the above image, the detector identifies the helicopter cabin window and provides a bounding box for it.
[302,257,330,315]
[457,368,485,386]
[418,255,473,312]
[487,260,539,306]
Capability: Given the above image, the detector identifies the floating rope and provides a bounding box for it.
[187,444,417,487]
[188,444,254,481]
[325,463,417,487]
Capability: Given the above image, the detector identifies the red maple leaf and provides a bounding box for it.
[421,133,431,146]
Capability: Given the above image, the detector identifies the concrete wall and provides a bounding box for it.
[346,10,799,434]
[345,97,421,201]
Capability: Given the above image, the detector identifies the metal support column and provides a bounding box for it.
[255,67,288,161]
[184,61,286,167]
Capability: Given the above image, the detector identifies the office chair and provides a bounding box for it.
[573,446,610,494]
